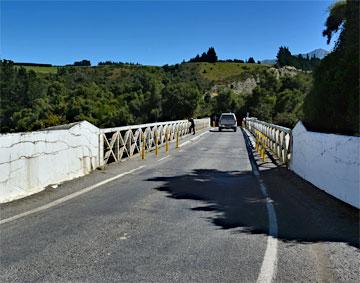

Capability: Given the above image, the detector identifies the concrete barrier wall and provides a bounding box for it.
[290,121,360,209]
[0,118,210,203]
[0,121,99,203]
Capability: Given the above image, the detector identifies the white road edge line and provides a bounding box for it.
[0,165,146,225]
[158,156,170,162]
[179,130,209,148]
[244,129,278,283]
[256,178,278,283]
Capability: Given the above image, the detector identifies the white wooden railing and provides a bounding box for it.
[99,118,210,166]
[245,117,292,165]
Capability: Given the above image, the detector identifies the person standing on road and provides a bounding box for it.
[188,118,196,135]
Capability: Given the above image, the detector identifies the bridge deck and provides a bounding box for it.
[1,129,359,282]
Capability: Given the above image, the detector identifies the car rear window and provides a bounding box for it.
[221,115,235,121]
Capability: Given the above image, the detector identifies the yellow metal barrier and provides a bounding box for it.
[255,130,267,161]
[141,133,146,160]
[245,118,292,165]
[165,129,169,154]
[176,130,179,149]
[155,132,159,158]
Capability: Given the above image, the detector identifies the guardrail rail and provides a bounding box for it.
[99,118,210,166]
[245,117,292,165]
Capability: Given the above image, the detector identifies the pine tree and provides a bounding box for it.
[247,57,255,64]
[206,47,218,63]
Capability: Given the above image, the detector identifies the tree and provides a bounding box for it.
[322,0,347,44]
[206,47,218,63]
[200,52,208,62]
[303,0,359,135]
[189,47,218,63]
[247,57,255,64]
[276,46,321,70]
[73,59,91,66]
[276,47,292,67]
[161,83,201,120]
[212,88,241,114]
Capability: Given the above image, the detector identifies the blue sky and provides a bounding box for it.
[1,0,335,66]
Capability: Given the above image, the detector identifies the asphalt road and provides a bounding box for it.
[1,129,359,282]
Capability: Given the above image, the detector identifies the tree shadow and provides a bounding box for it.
[147,168,359,248]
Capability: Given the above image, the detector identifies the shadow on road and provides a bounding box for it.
[147,168,359,248]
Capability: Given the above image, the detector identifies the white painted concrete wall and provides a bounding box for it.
[0,118,211,203]
[290,121,360,209]
[0,121,99,203]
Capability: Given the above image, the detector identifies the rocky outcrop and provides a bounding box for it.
[228,77,259,94]
[209,66,305,97]
[210,77,258,97]
[268,66,300,79]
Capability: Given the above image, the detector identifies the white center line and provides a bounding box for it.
[0,165,146,225]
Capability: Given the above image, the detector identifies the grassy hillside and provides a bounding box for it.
[1,60,311,132]
[17,62,269,82]
[15,65,58,74]
[197,62,268,82]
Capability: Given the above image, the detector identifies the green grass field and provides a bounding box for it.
[16,65,58,74]
[15,62,272,80]
[196,62,269,82]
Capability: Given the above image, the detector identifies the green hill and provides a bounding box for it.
[197,62,268,82]
[1,60,311,133]
[15,65,59,74]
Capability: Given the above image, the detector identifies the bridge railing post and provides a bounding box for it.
[245,117,292,166]
[98,117,211,166]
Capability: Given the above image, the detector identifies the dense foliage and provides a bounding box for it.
[0,61,206,132]
[303,0,359,135]
[276,46,321,71]
[232,70,311,127]
[0,59,311,133]
[72,60,91,66]
[13,62,52,67]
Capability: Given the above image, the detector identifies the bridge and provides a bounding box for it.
[0,119,359,282]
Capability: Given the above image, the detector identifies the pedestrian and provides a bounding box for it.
[188,118,196,135]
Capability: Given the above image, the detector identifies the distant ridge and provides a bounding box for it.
[300,48,329,59]
[261,59,276,65]
[261,48,329,65]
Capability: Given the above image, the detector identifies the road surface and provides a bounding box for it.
[1,129,359,282]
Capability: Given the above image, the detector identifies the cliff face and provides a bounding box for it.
[210,77,258,96]
[209,66,305,97]
[268,66,305,79]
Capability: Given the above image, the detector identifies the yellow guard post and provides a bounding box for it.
[176,130,179,149]
[155,132,159,158]
[141,133,146,160]
[165,129,169,154]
